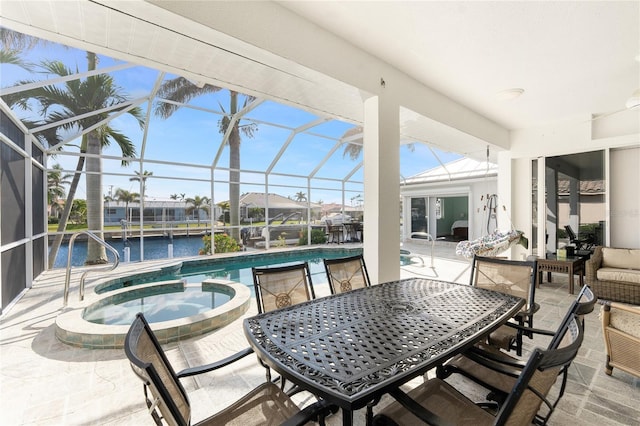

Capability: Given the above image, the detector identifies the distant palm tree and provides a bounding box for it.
[47,164,72,216]
[217,201,230,225]
[154,79,257,242]
[130,170,153,197]
[294,191,307,202]
[170,193,178,200]
[187,196,210,226]
[341,126,414,159]
[5,57,145,266]
[115,188,140,222]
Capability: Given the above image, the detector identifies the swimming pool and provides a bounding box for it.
[55,247,362,349]
[95,246,364,294]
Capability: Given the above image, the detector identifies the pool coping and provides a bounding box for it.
[55,279,251,349]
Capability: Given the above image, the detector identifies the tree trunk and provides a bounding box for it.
[85,129,107,264]
[229,92,241,242]
[47,154,85,268]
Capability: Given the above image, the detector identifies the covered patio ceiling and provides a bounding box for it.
[0,0,499,166]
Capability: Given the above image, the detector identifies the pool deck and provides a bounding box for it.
[1,242,639,425]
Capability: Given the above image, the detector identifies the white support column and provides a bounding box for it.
[363,95,400,284]
[568,177,579,233]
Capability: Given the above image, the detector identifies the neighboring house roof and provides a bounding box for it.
[557,179,604,195]
[322,202,362,213]
[403,157,497,185]
[239,192,319,209]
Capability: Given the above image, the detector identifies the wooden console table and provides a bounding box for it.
[529,254,585,294]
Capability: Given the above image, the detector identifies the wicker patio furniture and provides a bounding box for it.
[586,246,640,304]
[602,301,640,379]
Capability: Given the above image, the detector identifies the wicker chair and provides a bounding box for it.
[124,313,332,426]
[372,314,584,426]
[323,254,371,294]
[252,262,316,313]
[470,256,539,355]
[602,302,640,378]
[586,246,640,304]
[436,285,596,424]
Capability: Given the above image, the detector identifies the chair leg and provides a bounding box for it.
[605,355,613,375]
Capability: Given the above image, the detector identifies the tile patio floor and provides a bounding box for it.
[1,242,638,425]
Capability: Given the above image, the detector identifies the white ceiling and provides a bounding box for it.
[279,1,640,130]
[1,0,638,139]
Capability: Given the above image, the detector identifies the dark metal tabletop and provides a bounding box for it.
[243,277,524,422]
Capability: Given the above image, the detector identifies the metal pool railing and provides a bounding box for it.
[63,231,120,307]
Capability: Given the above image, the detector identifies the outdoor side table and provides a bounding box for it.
[244,278,524,426]
[529,254,585,294]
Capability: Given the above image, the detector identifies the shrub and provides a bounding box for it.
[299,228,327,245]
[200,233,241,254]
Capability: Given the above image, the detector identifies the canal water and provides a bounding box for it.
[52,236,205,268]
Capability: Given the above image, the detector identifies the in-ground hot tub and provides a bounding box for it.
[55,280,250,349]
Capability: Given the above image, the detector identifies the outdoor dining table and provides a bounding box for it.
[243,277,525,426]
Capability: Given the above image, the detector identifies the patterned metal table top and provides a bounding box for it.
[244,278,524,410]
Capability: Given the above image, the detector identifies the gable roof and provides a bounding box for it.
[403,157,497,185]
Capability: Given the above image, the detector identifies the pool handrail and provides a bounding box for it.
[63,231,120,307]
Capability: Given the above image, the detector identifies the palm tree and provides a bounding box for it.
[170,193,178,200]
[0,28,42,70]
[341,126,414,159]
[130,170,153,197]
[294,191,307,202]
[6,58,145,266]
[115,188,140,222]
[154,79,257,242]
[217,200,230,225]
[187,196,210,226]
[47,164,72,217]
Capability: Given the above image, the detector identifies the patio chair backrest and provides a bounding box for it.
[124,313,190,426]
[470,256,537,311]
[324,254,371,294]
[252,262,315,313]
[548,284,596,349]
[495,314,584,425]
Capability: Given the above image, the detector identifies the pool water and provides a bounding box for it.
[52,236,205,268]
[83,282,232,325]
[96,247,363,294]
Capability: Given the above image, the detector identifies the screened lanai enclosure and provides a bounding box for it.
[1,27,479,310]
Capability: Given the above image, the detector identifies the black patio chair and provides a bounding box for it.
[124,313,332,426]
[565,225,595,252]
[252,262,316,393]
[435,284,596,424]
[252,262,316,313]
[470,256,539,355]
[372,312,585,426]
[324,254,371,294]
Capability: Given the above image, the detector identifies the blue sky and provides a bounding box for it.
[1,33,462,205]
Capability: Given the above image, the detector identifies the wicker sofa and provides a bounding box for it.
[601,302,640,378]
[586,246,640,305]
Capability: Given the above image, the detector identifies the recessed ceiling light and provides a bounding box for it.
[495,88,524,101]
